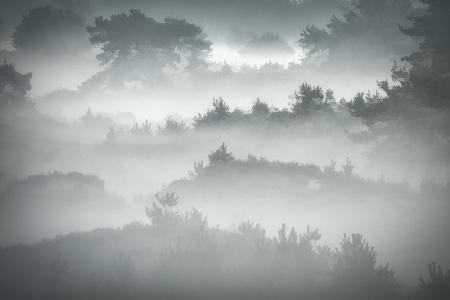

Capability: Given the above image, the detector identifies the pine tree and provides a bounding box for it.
[208,142,234,165]
[399,0,450,108]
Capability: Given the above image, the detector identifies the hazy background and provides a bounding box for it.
[0,0,449,296]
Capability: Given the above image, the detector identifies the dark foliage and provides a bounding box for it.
[419,262,450,299]
[343,0,450,125]
[193,97,233,127]
[146,192,182,228]
[292,83,333,115]
[346,89,390,123]
[0,60,32,107]
[208,142,235,165]
[193,84,344,129]
[251,98,271,116]
[397,0,450,109]
[11,5,85,54]
[87,9,211,69]
[299,0,414,58]
[331,233,397,300]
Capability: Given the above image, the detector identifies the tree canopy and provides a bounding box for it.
[299,0,414,59]
[11,5,86,54]
[291,83,336,115]
[340,0,450,123]
[87,9,211,69]
[398,0,450,109]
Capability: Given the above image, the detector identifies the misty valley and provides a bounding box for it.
[0,1,449,299]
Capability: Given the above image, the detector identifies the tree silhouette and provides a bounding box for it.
[193,97,232,127]
[275,224,321,255]
[11,6,86,54]
[345,0,450,122]
[0,61,32,107]
[346,89,390,123]
[155,192,179,208]
[299,25,329,53]
[419,262,450,300]
[211,97,230,116]
[208,142,234,165]
[251,98,270,116]
[292,83,325,115]
[146,192,181,228]
[398,0,450,109]
[87,9,211,69]
[158,116,187,134]
[299,0,414,58]
[331,233,397,300]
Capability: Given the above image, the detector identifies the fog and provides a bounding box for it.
[0,1,449,299]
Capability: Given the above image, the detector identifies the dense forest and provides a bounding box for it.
[0,0,449,299]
